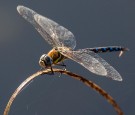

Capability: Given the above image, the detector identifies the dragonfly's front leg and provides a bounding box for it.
[50,66,54,75]
[40,66,54,75]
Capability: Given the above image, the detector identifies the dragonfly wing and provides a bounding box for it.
[17,5,57,47]
[59,48,122,81]
[34,14,76,49]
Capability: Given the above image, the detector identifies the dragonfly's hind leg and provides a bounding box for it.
[55,61,67,77]
[56,61,67,70]
[61,61,66,70]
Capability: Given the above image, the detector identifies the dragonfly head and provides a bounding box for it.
[39,54,53,68]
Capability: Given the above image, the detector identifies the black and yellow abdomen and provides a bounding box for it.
[47,48,66,64]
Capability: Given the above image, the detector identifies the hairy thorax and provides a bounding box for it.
[47,48,66,64]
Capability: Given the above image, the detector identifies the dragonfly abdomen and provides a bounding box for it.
[90,46,128,53]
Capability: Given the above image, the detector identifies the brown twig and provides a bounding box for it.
[3,68,123,115]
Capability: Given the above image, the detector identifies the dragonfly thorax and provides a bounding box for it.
[39,54,53,68]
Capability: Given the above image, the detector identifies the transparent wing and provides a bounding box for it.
[34,14,76,49]
[17,5,57,47]
[17,5,76,49]
[59,47,122,81]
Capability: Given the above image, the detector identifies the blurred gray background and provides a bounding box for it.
[0,0,134,115]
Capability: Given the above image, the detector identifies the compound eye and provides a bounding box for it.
[46,56,51,63]
[45,56,53,65]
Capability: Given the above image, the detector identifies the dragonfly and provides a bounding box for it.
[17,5,128,81]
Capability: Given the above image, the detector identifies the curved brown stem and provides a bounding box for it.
[3,68,123,115]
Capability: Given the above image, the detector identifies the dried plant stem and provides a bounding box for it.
[4,68,123,115]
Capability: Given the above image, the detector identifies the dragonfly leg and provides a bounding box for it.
[55,61,67,70]
[61,61,66,70]
[55,61,67,77]
[49,66,54,75]
[40,66,54,75]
